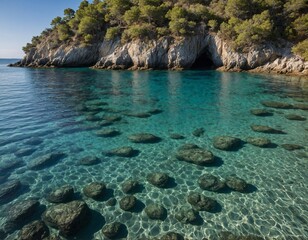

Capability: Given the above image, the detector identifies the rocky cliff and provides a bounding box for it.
[13,34,308,76]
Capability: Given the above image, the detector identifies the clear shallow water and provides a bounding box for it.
[0,59,307,239]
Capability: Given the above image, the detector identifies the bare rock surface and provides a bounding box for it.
[13,33,307,76]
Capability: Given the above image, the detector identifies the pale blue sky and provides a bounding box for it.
[0,0,82,58]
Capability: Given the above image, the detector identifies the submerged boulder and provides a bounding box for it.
[0,179,21,201]
[261,101,293,109]
[83,182,106,199]
[78,156,100,166]
[226,175,248,192]
[119,195,137,211]
[174,206,198,224]
[161,232,184,240]
[42,200,90,236]
[293,103,308,110]
[124,112,152,118]
[85,115,101,122]
[281,144,304,151]
[28,152,66,170]
[14,148,36,157]
[19,220,49,240]
[285,114,306,121]
[144,203,167,220]
[128,133,161,143]
[47,185,74,203]
[24,137,44,146]
[147,172,170,188]
[6,199,39,224]
[176,145,215,165]
[213,136,243,151]
[169,133,185,140]
[187,192,217,212]
[102,222,126,239]
[0,159,24,173]
[121,180,140,194]
[250,109,273,117]
[250,125,285,134]
[105,146,139,157]
[192,128,205,137]
[95,129,121,137]
[102,115,122,122]
[198,174,226,192]
[246,137,272,148]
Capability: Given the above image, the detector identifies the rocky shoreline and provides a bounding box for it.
[10,34,308,76]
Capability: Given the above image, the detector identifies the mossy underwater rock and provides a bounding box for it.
[198,174,226,192]
[192,128,205,137]
[293,103,308,110]
[102,222,126,239]
[147,172,170,188]
[174,206,198,224]
[144,203,167,220]
[119,195,137,211]
[250,125,285,134]
[121,180,140,194]
[170,133,185,140]
[284,114,306,121]
[83,182,106,199]
[95,129,121,137]
[14,148,36,157]
[106,146,139,157]
[246,137,272,148]
[176,145,215,165]
[6,199,39,225]
[24,137,44,146]
[213,136,243,151]
[225,175,248,192]
[0,159,24,174]
[281,144,304,151]
[102,115,122,122]
[43,200,90,236]
[161,232,184,240]
[28,152,66,170]
[128,133,161,143]
[124,111,152,118]
[19,220,49,240]
[187,192,217,212]
[250,109,273,116]
[261,101,294,109]
[78,156,100,166]
[47,185,74,203]
[0,179,21,201]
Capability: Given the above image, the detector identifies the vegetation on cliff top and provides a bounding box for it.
[23,0,307,59]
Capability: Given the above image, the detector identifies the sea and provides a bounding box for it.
[0,58,307,239]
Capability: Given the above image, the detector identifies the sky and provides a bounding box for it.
[0,0,82,58]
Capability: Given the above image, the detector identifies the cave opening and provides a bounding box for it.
[190,50,215,70]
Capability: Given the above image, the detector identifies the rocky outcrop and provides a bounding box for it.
[12,33,308,75]
[15,41,100,67]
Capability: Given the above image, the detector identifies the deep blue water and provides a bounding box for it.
[0,59,307,239]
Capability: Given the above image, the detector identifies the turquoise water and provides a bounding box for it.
[0,59,307,239]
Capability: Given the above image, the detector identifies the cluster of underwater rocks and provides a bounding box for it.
[0,99,307,239]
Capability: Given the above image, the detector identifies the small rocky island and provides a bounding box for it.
[11,0,308,75]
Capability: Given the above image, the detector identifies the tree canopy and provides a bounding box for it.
[23,0,308,59]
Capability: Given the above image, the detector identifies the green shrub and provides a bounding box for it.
[105,27,121,40]
[292,40,308,61]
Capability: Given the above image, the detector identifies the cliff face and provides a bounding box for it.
[14,34,308,76]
